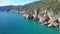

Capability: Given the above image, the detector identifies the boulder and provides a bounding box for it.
[48,24,52,27]
[48,23,58,28]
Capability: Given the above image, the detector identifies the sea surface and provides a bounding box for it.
[0,12,60,34]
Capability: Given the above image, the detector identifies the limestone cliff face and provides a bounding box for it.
[38,15,44,23]
[22,11,33,19]
[38,10,59,27]
[33,15,39,20]
[39,10,50,24]
[22,9,60,28]
[33,9,39,20]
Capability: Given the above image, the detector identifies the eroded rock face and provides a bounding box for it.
[23,13,34,19]
[33,15,39,20]
[23,14,29,19]
[57,17,60,27]
[22,10,60,28]
[43,15,50,23]
[39,16,44,23]
[20,11,25,14]
[28,14,33,19]
[48,17,59,27]
[48,23,59,28]
[39,16,50,25]
[39,11,50,24]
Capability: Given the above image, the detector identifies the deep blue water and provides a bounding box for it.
[0,12,60,34]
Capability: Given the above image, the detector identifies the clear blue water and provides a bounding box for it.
[0,12,60,34]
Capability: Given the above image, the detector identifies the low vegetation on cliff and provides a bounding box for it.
[10,0,60,16]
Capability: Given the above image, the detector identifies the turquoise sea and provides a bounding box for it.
[0,12,60,34]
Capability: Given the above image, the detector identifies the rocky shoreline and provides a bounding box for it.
[20,10,60,28]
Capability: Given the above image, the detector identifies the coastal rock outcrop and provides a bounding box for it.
[28,14,33,19]
[33,15,39,20]
[33,9,39,20]
[48,17,59,27]
[23,12,34,19]
[39,16,50,25]
[22,10,60,28]
[38,16,44,23]
[39,11,50,25]
[23,14,29,19]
